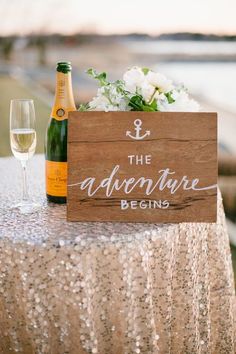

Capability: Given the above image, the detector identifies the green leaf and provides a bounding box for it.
[142,105,155,112]
[128,95,144,111]
[114,79,124,86]
[86,68,96,77]
[149,99,158,110]
[165,92,175,104]
[97,72,107,81]
[128,95,159,112]
[142,67,150,75]
[86,68,108,86]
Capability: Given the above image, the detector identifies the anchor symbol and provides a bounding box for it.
[126,119,150,140]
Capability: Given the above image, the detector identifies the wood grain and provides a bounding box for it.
[67,111,217,223]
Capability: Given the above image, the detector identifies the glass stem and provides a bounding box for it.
[21,161,29,201]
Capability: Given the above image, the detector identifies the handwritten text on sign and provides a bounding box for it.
[67,112,217,223]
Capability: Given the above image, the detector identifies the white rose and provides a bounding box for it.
[140,82,155,102]
[147,71,173,93]
[123,67,145,93]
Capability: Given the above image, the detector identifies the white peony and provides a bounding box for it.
[147,71,173,93]
[140,82,155,102]
[123,67,145,93]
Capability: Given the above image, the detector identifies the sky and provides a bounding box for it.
[0,0,236,36]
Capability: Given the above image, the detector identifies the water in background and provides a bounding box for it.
[158,62,236,113]
[128,40,236,113]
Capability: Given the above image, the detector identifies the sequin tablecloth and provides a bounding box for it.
[0,155,235,354]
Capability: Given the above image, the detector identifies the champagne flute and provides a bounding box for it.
[10,99,39,213]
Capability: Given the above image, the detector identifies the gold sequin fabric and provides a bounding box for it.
[0,156,235,354]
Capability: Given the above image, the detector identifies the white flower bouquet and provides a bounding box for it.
[79,66,199,112]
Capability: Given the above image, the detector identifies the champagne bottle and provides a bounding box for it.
[45,61,76,203]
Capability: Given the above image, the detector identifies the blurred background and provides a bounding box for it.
[0,0,236,277]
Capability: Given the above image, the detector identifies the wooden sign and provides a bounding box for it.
[67,111,217,223]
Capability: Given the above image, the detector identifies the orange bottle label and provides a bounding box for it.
[46,160,67,197]
[51,72,76,121]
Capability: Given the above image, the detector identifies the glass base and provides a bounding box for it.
[11,200,41,214]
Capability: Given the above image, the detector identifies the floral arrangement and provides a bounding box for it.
[79,66,199,112]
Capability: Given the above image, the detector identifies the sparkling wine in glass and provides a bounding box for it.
[10,99,39,213]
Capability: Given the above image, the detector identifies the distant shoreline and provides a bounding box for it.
[1,32,236,42]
